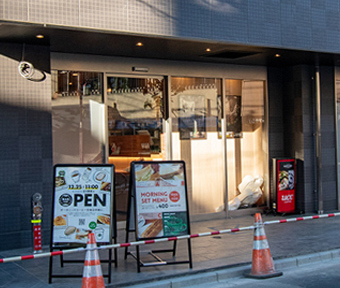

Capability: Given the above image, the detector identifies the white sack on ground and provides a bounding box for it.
[228,175,264,210]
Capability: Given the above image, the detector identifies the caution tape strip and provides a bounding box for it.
[263,212,340,225]
[1,212,340,263]
[0,226,252,263]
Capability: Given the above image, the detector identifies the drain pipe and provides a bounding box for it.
[315,66,323,214]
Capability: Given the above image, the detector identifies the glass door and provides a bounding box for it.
[106,76,167,220]
[52,71,104,164]
[225,79,266,211]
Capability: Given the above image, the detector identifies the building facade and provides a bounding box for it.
[0,0,339,251]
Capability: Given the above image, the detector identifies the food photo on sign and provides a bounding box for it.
[137,212,164,238]
[134,162,189,239]
[135,163,184,182]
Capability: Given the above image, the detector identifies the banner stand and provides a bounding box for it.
[48,164,117,283]
[124,161,192,272]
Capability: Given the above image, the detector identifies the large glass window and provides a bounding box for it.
[52,71,104,164]
[51,71,266,217]
[106,76,166,220]
[224,79,266,211]
[171,77,224,214]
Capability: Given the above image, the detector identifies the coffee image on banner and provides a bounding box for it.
[163,212,188,237]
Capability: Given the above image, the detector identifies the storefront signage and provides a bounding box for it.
[51,164,115,245]
[273,158,295,213]
[131,161,190,240]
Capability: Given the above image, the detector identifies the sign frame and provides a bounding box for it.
[48,163,117,283]
[272,158,296,214]
[125,160,192,272]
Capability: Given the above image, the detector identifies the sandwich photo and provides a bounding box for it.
[135,164,154,181]
[140,219,163,238]
[279,170,289,191]
[159,164,183,180]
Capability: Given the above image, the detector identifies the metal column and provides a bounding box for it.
[315,66,323,214]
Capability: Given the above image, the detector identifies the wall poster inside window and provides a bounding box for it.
[179,95,206,140]
[226,95,242,138]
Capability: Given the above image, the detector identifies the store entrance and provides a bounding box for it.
[106,76,166,220]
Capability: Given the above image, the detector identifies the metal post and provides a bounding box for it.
[32,193,43,253]
[315,66,323,214]
[166,76,173,160]
[78,73,84,163]
[221,79,228,216]
[103,73,109,163]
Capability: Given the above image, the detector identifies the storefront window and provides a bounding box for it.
[52,71,104,164]
[225,80,266,211]
[106,76,166,220]
[171,77,224,214]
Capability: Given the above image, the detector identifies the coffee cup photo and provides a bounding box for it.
[71,170,80,182]
[166,216,187,234]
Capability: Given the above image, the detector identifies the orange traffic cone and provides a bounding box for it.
[246,213,282,279]
[82,232,105,288]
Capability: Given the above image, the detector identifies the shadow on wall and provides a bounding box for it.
[0,102,53,251]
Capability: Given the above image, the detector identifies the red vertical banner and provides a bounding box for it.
[33,224,42,252]
[276,159,295,213]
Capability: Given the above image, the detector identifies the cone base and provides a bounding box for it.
[245,270,283,279]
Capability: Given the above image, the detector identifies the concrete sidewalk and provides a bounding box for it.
[1,211,340,287]
[129,249,340,288]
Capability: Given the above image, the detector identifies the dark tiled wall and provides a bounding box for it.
[0,43,52,251]
[268,65,337,213]
[319,66,337,211]
[1,1,340,54]
[267,67,285,204]
[282,65,316,213]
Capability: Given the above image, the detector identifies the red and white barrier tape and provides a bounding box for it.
[1,212,340,263]
[0,226,252,263]
[264,212,340,225]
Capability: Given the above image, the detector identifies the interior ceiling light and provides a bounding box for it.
[206,48,211,52]
[275,54,281,57]
[136,42,143,47]
[36,34,44,39]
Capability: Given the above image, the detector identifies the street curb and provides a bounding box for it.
[124,248,340,288]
